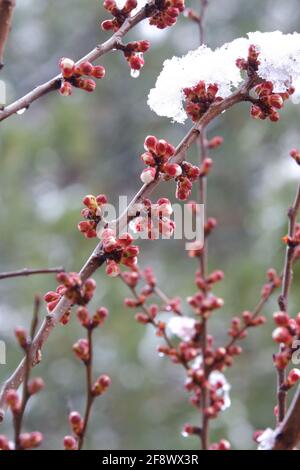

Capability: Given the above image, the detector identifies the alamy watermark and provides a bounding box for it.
[94,197,205,250]
[0,340,6,365]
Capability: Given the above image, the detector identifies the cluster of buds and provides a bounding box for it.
[0,435,13,450]
[195,270,224,293]
[44,273,96,324]
[140,135,177,184]
[5,388,44,449]
[187,292,224,319]
[131,198,175,239]
[250,80,294,122]
[175,161,202,201]
[99,229,139,277]
[228,312,266,339]
[290,148,300,166]
[183,81,223,122]
[77,306,109,329]
[185,368,231,420]
[272,311,300,369]
[149,0,185,29]
[236,44,260,75]
[78,193,108,239]
[59,58,105,97]
[101,0,137,31]
[261,268,281,299]
[120,40,150,76]
[282,223,300,247]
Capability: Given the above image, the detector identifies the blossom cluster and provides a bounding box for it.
[78,193,108,239]
[101,0,138,32]
[59,58,105,97]
[100,229,140,277]
[44,272,97,324]
[272,311,300,370]
[121,40,150,76]
[183,81,222,122]
[149,0,185,29]
[130,197,175,239]
[101,0,185,32]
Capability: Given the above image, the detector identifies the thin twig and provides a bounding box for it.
[77,328,95,451]
[0,267,65,280]
[0,0,16,69]
[277,184,300,423]
[13,296,40,450]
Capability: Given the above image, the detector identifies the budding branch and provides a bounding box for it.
[0,77,256,420]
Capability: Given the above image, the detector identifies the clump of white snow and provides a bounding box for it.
[148,31,300,123]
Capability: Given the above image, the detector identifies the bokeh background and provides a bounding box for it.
[1,0,300,450]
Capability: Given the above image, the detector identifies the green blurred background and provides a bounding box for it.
[0,0,300,450]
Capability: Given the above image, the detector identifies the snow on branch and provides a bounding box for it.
[148,31,300,123]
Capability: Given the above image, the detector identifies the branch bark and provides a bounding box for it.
[0,77,256,421]
[0,267,64,280]
[0,0,16,69]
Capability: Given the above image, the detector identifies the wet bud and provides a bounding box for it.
[93,307,109,326]
[69,411,83,436]
[287,368,300,386]
[59,81,73,97]
[106,260,120,277]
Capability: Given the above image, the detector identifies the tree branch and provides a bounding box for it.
[277,183,300,423]
[272,386,300,450]
[0,77,255,421]
[0,0,16,69]
[0,3,153,121]
[0,267,64,280]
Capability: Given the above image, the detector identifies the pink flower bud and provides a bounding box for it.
[92,65,106,79]
[19,432,43,449]
[73,338,90,361]
[140,167,156,184]
[93,307,109,326]
[64,435,77,450]
[163,163,182,178]
[59,58,75,78]
[59,81,73,97]
[92,374,111,396]
[0,435,10,450]
[272,327,292,345]
[287,368,300,386]
[144,135,158,152]
[28,378,45,395]
[78,61,93,76]
[69,411,83,436]
[14,326,28,348]
[77,306,90,327]
[106,260,120,277]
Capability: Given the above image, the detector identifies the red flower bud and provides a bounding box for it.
[92,374,111,396]
[64,435,77,450]
[28,378,45,395]
[92,65,106,79]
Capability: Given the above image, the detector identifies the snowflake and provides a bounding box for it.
[148,31,300,123]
